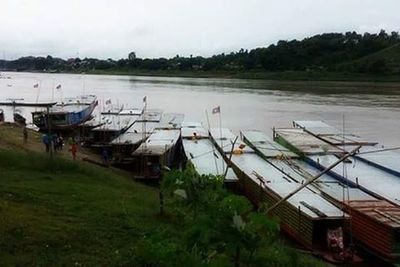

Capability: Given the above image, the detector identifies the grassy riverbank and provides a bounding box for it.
[0,124,326,266]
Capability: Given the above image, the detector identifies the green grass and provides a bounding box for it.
[0,149,327,266]
[0,149,171,266]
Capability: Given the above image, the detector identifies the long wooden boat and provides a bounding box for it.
[90,108,142,145]
[130,129,181,179]
[274,124,400,207]
[31,95,98,131]
[209,128,349,262]
[271,124,400,264]
[181,122,237,184]
[110,112,183,163]
[280,158,400,264]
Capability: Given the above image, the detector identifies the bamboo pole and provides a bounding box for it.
[223,136,238,178]
[205,110,219,175]
[266,145,361,214]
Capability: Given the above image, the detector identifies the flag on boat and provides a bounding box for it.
[212,106,220,114]
[143,96,147,103]
[105,99,112,105]
[33,83,39,88]
[56,84,62,90]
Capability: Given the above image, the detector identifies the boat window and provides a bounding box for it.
[51,114,67,122]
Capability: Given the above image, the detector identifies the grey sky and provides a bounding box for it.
[0,0,399,60]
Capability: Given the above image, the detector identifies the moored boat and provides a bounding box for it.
[31,95,98,131]
[274,123,400,206]
[181,122,238,184]
[130,129,181,179]
[90,107,142,145]
[110,110,175,163]
[271,122,400,264]
[209,128,350,262]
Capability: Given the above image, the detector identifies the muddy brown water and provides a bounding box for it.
[1,72,399,147]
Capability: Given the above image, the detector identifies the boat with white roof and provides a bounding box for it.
[31,95,98,130]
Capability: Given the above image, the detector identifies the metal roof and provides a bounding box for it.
[210,128,253,153]
[293,120,377,146]
[157,113,185,129]
[309,154,400,206]
[183,138,237,181]
[132,129,180,156]
[209,128,237,140]
[275,159,377,202]
[242,130,298,158]
[275,128,343,155]
[230,153,344,219]
[259,155,400,229]
[357,149,400,177]
[92,110,139,132]
[48,103,91,114]
[128,121,160,134]
[61,95,97,105]
[182,121,202,128]
[136,109,163,122]
[110,132,143,145]
[119,108,143,115]
[293,120,342,135]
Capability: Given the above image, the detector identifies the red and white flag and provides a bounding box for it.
[56,84,62,90]
[212,106,220,114]
[33,83,39,88]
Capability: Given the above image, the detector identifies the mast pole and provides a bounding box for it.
[206,110,219,174]
[218,108,224,171]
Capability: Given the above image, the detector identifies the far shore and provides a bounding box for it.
[2,69,400,83]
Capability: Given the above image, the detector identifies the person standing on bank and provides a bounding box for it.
[42,134,50,153]
[23,127,28,144]
[69,137,78,160]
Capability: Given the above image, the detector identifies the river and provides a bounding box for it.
[1,71,399,147]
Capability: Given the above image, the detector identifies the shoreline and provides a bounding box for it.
[3,69,400,83]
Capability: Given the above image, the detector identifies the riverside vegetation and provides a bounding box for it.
[0,124,327,266]
[1,30,400,82]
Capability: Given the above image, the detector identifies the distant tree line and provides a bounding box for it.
[1,30,399,75]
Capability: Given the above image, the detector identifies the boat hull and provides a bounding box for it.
[32,98,97,131]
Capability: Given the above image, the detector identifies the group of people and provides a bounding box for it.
[41,133,79,160]
[41,133,65,153]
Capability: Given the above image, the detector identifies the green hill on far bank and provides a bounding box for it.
[1,30,400,82]
[338,43,400,74]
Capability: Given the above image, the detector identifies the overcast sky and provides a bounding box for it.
[0,0,399,60]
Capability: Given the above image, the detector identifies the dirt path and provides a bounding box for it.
[0,123,135,178]
[0,123,98,161]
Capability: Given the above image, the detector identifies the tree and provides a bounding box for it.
[161,167,279,266]
[128,51,136,61]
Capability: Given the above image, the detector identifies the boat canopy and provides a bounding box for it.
[132,129,180,156]
[242,130,298,158]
